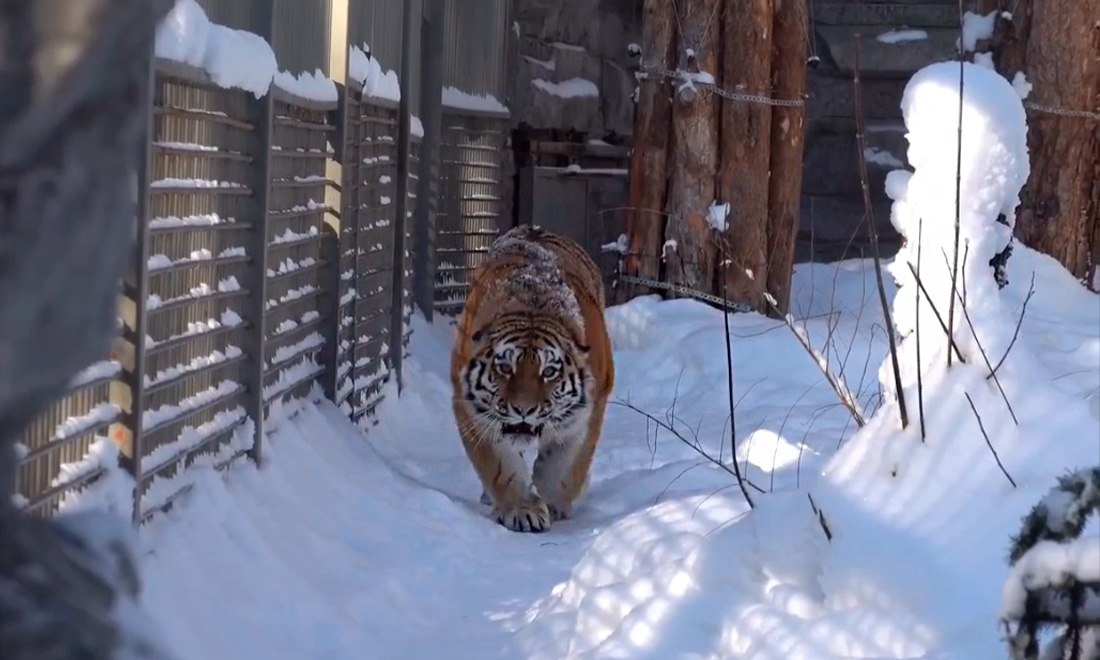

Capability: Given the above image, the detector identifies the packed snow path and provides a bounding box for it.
[138,252,1099,659]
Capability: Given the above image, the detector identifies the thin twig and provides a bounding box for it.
[741,268,868,428]
[906,261,968,363]
[989,272,1036,378]
[916,218,927,440]
[720,253,755,508]
[947,0,966,368]
[806,492,833,542]
[940,250,1019,426]
[854,37,908,430]
[611,398,767,494]
[964,392,1018,488]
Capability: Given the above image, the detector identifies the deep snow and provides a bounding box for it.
[128,244,1098,659]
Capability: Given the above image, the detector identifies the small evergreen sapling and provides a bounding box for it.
[1001,467,1100,659]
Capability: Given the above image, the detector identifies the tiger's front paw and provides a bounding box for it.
[547,501,571,521]
[493,497,551,533]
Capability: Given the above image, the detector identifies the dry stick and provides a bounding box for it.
[719,254,756,509]
[611,398,767,494]
[964,392,1018,488]
[806,492,833,542]
[947,0,966,368]
[989,272,1037,379]
[905,261,968,363]
[916,218,927,440]
[853,38,908,430]
[940,250,1020,426]
[740,267,868,428]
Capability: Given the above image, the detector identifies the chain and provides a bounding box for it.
[1023,101,1100,122]
[615,274,755,313]
[638,65,807,108]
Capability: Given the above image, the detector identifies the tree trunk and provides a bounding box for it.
[764,0,808,314]
[994,0,1099,282]
[623,0,676,299]
[664,0,721,293]
[0,1,173,658]
[717,0,773,309]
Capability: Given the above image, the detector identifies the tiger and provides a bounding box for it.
[450,224,614,533]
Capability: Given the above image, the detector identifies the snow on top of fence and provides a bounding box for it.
[154,0,277,98]
[273,69,339,103]
[349,44,401,102]
[441,86,509,115]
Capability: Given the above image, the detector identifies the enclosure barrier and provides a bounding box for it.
[432,107,512,314]
[9,59,446,522]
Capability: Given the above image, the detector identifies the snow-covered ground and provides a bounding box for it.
[133,241,1098,659]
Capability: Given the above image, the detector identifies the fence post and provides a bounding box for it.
[114,39,157,525]
[320,0,351,403]
[320,83,349,403]
[242,3,275,465]
[390,1,417,392]
[413,0,445,322]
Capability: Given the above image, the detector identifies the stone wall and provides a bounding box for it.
[508,0,968,261]
[509,0,641,140]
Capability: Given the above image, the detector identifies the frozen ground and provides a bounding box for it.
[134,244,1099,659]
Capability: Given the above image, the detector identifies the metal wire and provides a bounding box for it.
[638,65,807,108]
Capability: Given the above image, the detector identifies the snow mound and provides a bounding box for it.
[154,0,277,98]
[888,60,1029,374]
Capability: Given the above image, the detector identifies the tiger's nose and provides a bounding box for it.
[514,405,537,418]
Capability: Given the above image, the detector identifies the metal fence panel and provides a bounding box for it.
[441,0,509,98]
[132,63,259,520]
[349,94,400,426]
[273,0,334,74]
[433,112,511,313]
[262,91,340,414]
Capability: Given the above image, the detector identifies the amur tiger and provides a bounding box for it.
[450,225,614,532]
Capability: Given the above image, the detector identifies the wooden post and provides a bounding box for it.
[764,0,808,314]
[663,0,721,294]
[994,0,1099,282]
[624,0,676,293]
[717,0,773,309]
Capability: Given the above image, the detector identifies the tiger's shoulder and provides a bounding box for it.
[483,225,606,311]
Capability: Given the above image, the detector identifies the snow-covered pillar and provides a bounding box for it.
[241,0,276,466]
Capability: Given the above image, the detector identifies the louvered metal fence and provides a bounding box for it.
[11,0,513,522]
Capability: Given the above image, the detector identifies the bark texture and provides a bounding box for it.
[764,0,809,314]
[0,0,172,658]
[624,0,676,297]
[717,0,773,307]
[663,0,721,292]
[994,0,1100,282]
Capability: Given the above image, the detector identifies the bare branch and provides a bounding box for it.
[610,398,767,495]
[905,261,968,363]
[940,250,1019,425]
[989,272,1037,379]
[853,37,908,430]
[964,392,1018,488]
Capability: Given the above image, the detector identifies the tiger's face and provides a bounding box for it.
[459,315,591,444]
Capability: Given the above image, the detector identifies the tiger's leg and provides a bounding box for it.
[534,397,608,520]
[456,411,550,532]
